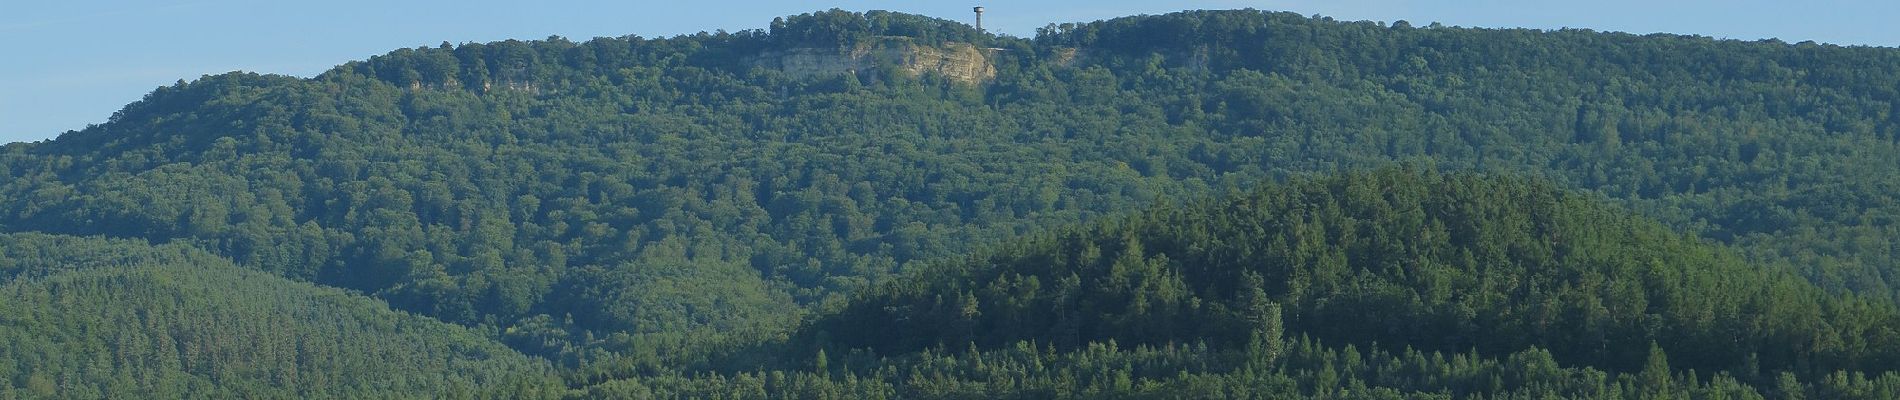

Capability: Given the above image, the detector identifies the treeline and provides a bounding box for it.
[587,338,1900,399]
[0,233,221,281]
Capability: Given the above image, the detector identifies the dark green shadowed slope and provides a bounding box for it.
[817,168,1900,392]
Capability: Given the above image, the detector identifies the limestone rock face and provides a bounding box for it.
[753,37,996,85]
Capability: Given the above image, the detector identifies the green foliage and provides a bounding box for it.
[771,9,988,48]
[582,335,1900,399]
[0,234,563,398]
[2,8,1900,398]
[823,168,1900,381]
[0,233,222,282]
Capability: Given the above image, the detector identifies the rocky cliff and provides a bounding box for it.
[752,37,996,84]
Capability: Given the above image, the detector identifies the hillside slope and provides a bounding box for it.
[0,234,562,398]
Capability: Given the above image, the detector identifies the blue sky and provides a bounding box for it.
[5,0,1898,144]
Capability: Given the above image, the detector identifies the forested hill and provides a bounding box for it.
[733,169,1900,398]
[816,168,1900,391]
[3,7,1900,397]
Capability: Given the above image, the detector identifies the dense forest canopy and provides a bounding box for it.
[0,234,562,398]
[2,8,1900,398]
[821,168,1900,378]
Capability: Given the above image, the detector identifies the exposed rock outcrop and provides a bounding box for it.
[752,37,996,85]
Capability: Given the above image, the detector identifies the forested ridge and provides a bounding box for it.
[3,8,1900,398]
